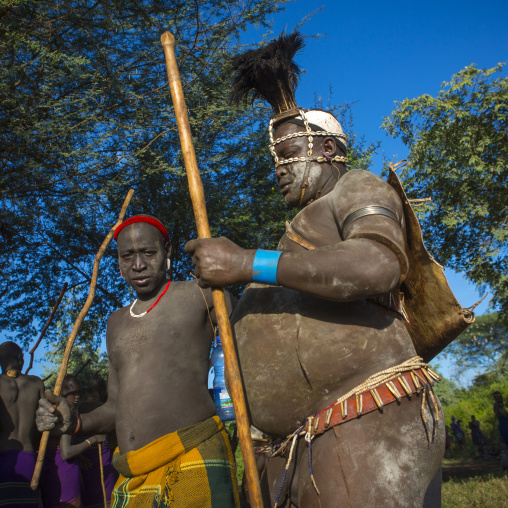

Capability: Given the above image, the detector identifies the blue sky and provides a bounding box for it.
[22,0,507,383]
[260,0,506,174]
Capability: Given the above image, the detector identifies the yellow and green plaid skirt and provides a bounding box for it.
[111,416,239,507]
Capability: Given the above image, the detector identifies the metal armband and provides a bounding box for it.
[342,206,401,233]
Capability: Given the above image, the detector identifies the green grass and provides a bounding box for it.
[224,421,245,486]
[442,474,508,508]
[235,443,245,486]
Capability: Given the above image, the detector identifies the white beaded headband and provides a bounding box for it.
[268,110,348,168]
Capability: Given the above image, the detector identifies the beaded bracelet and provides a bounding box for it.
[252,250,283,285]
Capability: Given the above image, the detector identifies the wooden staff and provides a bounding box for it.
[161,32,263,508]
[25,282,68,374]
[98,442,108,508]
[31,189,134,490]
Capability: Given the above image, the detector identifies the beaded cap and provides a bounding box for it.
[230,31,348,166]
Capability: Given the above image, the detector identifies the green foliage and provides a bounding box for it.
[432,370,459,407]
[444,313,508,377]
[434,366,508,445]
[42,342,109,391]
[382,64,508,320]
[434,314,508,447]
[0,0,287,351]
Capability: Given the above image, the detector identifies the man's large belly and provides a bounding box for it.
[231,284,417,437]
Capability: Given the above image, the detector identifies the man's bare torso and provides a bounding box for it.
[106,280,217,453]
[0,374,43,452]
[231,170,417,437]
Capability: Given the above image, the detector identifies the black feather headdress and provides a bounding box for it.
[230,31,305,116]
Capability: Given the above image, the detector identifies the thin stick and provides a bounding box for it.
[74,358,92,377]
[25,283,68,375]
[98,442,108,508]
[31,189,134,490]
[161,32,263,508]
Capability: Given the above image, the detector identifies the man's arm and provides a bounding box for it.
[59,433,106,461]
[186,235,401,302]
[80,359,118,435]
[185,173,406,301]
[35,359,117,435]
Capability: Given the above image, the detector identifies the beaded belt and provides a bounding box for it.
[304,366,440,436]
[271,358,441,506]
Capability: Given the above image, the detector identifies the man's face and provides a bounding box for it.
[63,382,80,408]
[117,222,169,297]
[273,122,326,209]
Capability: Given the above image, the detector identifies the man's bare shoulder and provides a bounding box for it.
[166,279,212,309]
[107,304,130,325]
[170,279,204,294]
[23,374,44,386]
[0,374,40,384]
[333,169,395,196]
[18,375,44,397]
[331,169,403,221]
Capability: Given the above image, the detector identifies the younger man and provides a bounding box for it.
[36,216,239,507]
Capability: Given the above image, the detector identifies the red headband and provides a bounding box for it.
[114,216,170,243]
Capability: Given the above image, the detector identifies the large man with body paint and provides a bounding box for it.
[185,33,444,508]
[36,217,239,507]
[0,341,44,507]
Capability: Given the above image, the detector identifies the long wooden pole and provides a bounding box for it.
[25,282,68,375]
[161,32,263,508]
[31,189,134,490]
[98,443,108,508]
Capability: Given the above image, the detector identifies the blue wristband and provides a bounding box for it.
[252,250,283,285]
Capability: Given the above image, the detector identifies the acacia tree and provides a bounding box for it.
[1,1,379,377]
[382,64,508,322]
[443,312,508,377]
[0,0,287,351]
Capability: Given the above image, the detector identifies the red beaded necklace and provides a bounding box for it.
[129,280,171,318]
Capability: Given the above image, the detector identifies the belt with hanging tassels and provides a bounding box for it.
[274,356,441,457]
[304,364,440,436]
[271,357,441,507]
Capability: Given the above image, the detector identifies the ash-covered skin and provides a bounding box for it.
[186,121,445,507]
[36,222,234,455]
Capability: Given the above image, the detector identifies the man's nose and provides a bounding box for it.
[275,164,288,179]
[132,254,147,271]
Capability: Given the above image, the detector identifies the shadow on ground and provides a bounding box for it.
[442,456,505,482]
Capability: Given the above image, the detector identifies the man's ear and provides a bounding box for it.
[165,242,172,260]
[322,137,337,157]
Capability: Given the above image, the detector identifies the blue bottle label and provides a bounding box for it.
[214,387,233,408]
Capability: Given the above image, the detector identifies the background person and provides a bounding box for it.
[79,375,118,508]
[40,375,104,508]
[0,341,44,507]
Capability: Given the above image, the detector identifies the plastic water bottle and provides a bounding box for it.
[211,336,235,421]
